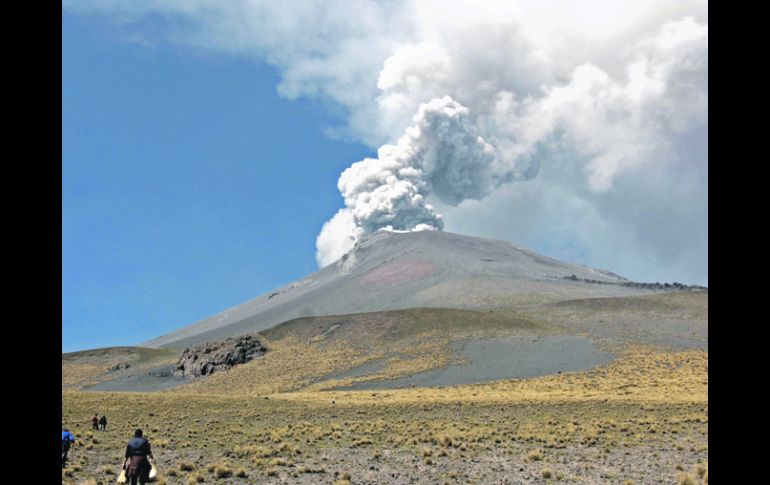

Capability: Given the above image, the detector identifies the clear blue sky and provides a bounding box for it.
[62,12,372,352]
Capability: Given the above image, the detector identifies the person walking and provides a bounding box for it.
[123,429,155,485]
[99,415,107,431]
[61,429,75,468]
[91,414,99,431]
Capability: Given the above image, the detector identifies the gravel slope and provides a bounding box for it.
[144,230,652,349]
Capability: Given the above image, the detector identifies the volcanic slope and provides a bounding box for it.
[144,230,664,349]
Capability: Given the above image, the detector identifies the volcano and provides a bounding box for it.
[143,230,670,349]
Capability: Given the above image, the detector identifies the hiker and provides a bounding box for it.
[91,414,99,430]
[123,429,155,485]
[61,429,75,468]
[99,415,107,431]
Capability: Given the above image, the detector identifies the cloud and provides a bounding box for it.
[315,208,355,267]
[64,0,708,284]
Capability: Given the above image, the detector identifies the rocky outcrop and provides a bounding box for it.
[173,335,267,378]
[562,274,707,291]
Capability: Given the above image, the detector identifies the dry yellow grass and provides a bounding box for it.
[62,347,178,390]
[172,332,460,396]
[62,335,706,484]
[62,363,115,389]
[277,344,707,406]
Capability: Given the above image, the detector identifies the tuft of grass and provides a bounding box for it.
[214,464,232,478]
[526,449,544,461]
[677,472,697,485]
[187,473,205,484]
[542,467,553,479]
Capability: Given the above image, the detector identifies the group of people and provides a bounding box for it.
[63,418,156,485]
[91,414,108,431]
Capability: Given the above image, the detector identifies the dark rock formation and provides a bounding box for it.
[174,335,267,378]
[562,274,707,291]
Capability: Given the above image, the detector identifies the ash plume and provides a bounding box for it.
[64,0,709,284]
[335,96,512,239]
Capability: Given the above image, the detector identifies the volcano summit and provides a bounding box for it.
[143,230,698,349]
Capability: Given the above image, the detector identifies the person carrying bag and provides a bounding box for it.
[122,429,155,485]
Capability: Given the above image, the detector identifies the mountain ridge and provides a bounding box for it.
[143,230,669,349]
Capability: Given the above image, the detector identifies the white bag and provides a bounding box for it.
[148,464,158,481]
[116,470,126,484]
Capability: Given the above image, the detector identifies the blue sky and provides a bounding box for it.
[62,3,707,352]
[62,13,372,352]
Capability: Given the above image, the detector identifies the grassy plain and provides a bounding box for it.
[62,343,707,484]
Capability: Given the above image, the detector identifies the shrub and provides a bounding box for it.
[526,449,544,461]
[187,473,204,484]
[214,465,232,478]
[677,473,697,485]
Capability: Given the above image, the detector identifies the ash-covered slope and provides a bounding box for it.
[143,230,648,349]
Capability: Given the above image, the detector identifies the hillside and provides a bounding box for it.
[143,230,668,349]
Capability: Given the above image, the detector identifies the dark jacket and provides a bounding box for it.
[125,437,152,458]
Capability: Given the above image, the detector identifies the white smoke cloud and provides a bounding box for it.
[319,96,502,265]
[315,208,356,267]
[64,0,708,283]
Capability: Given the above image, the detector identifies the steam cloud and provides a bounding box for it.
[318,13,707,266]
[64,0,709,283]
[325,96,510,246]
